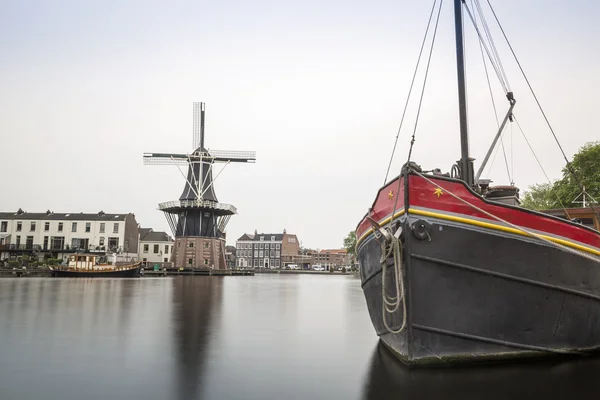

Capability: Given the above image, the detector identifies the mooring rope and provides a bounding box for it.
[380,227,407,334]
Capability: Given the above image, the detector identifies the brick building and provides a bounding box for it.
[310,249,351,270]
[235,229,300,268]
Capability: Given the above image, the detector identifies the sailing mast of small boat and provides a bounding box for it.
[356,0,600,366]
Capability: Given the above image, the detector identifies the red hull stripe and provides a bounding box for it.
[356,174,600,256]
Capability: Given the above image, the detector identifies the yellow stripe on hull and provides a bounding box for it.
[409,208,600,258]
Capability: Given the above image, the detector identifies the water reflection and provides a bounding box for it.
[171,277,223,400]
[362,341,600,400]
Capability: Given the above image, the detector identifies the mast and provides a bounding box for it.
[453,0,474,186]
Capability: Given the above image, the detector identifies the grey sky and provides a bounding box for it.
[1,0,598,249]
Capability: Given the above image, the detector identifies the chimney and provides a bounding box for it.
[254,229,257,235]
[283,228,286,234]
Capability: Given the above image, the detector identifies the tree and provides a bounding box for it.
[520,141,600,210]
[343,230,356,264]
[520,182,559,210]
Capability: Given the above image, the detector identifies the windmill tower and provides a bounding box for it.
[143,102,256,269]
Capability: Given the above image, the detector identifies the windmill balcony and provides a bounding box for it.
[158,199,237,214]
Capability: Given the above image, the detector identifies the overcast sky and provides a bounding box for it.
[1,0,598,249]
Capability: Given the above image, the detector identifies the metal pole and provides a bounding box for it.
[453,0,473,186]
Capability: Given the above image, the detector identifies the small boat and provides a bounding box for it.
[356,0,600,366]
[49,254,141,278]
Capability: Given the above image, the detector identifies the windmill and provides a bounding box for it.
[143,102,256,269]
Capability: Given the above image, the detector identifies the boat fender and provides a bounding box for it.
[411,219,432,241]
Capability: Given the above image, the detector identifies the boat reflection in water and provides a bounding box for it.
[361,342,600,400]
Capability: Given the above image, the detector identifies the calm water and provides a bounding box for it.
[1,275,600,400]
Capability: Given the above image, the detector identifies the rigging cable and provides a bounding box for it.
[474,0,511,92]
[462,2,509,93]
[406,0,444,162]
[512,114,571,219]
[486,0,598,217]
[388,0,444,230]
[383,0,439,184]
[470,0,512,183]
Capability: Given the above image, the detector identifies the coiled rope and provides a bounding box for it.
[380,227,407,334]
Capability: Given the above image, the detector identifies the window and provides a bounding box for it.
[113,223,119,233]
[108,237,119,250]
[16,222,22,232]
[254,250,258,257]
[58,222,63,232]
[276,250,280,258]
[143,258,147,262]
[260,236,264,241]
[288,237,296,243]
[275,259,280,267]
[204,259,209,265]
[259,243,264,249]
[85,222,91,233]
[30,222,36,231]
[143,244,149,253]
[100,223,105,233]
[154,244,159,254]
[44,222,50,231]
[259,250,264,257]
[43,236,49,250]
[16,236,21,246]
[26,236,34,249]
[188,242,194,248]
[0,221,7,232]
[237,243,241,249]
[99,237,105,246]
[164,258,168,262]
[188,259,193,265]
[165,245,169,254]
[276,244,280,249]
[254,259,259,267]
[204,242,210,249]
[177,242,180,247]
[72,222,77,232]
[271,236,275,241]
[270,250,275,257]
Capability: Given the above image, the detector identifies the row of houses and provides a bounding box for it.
[0,209,173,265]
[232,229,353,269]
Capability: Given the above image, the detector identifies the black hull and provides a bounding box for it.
[358,215,600,366]
[50,266,141,278]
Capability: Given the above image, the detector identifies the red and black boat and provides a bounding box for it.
[356,0,600,366]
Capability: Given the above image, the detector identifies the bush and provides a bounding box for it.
[8,260,20,268]
[341,267,346,274]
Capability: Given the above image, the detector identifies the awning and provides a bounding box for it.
[0,233,10,239]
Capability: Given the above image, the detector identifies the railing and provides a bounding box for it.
[158,200,237,214]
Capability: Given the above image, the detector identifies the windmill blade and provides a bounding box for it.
[209,149,257,163]
[193,102,205,150]
[143,153,189,166]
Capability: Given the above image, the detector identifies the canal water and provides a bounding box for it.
[1,274,599,400]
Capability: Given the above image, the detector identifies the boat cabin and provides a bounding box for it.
[542,207,600,231]
[67,254,112,270]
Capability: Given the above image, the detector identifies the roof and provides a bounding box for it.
[0,210,132,221]
[140,230,172,242]
[237,233,255,241]
[319,249,348,254]
[251,233,285,241]
[139,228,152,238]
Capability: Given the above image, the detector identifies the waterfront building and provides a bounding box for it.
[235,229,300,268]
[138,228,174,264]
[0,209,139,263]
[225,245,236,268]
[311,249,351,270]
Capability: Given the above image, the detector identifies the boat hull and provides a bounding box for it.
[50,265,142,278]
[357,172,600,366]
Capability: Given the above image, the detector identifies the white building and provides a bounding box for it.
[138,228,174,264]
[0,208,139,263]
